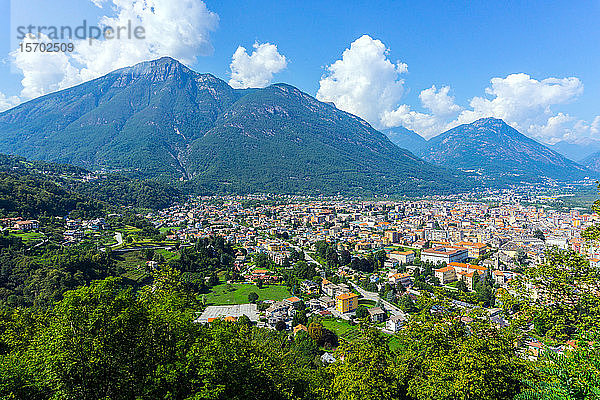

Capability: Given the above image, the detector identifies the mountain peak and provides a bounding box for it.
[421,118,589,182]
[108,57,198,84]
[470,117,511,130]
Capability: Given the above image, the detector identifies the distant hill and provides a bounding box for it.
[0,57,468,196]
[0,154,181,213]
[549,138,600,162]
[383,126,427,154]
[582,151,600,173]
[420,118,591,182]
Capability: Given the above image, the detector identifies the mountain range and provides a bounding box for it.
[0,57,592,194]
[387,118,591,182]
[549,138,600,162]
[0,57,467,195]
[582,151,600,173]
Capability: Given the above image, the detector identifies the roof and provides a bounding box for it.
[293,324,308,334]
[368,307,385,315]
[435,266,454,273]
[336,292,358,300]
[448,262,488,271]
[285,296,302,303]
[391,250,414,255]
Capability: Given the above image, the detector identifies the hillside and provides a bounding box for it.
[0,154,181,215]
[383,126,427,155]
[419,118,591,182]
[550,138,600,162]
[0,57,468,196]
[582,151,600,173]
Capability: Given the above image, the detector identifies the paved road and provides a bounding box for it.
[351,282,405,317]
[286,242,318,265]
[112,232,123,248]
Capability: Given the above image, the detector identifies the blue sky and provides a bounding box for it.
[0,0,599,143]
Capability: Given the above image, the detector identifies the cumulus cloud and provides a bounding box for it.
[381,85,461,138]
[456,73,583,135]
[9,0,219,101]
[73,0,219,82]
[0,92,20,112]
[592,116,600,135]
[317,35,595,144]
[316,35,408,128]
[10,34,82,100]
[419,85,462,116]
[229,42,288,89]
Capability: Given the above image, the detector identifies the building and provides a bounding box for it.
[434,262,489,290]
[386,314,406,332]
[318,296,335,308]
[195,304,259,324]
[389,272,412,287]
[283,296,303,308]
[454,241,490,259]
[388,250,415,264]
[293,324,308,335]
[421,246,468,264]
[321,352,336,364]
[265,301,292,325]
[368,307,386,322]
[301,280,319,294]
[13,220,38,231]
[336,292,359,313]
[434,265,456,285]
[385,230,401,243]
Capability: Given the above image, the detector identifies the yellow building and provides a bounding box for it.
[336,292,359,313]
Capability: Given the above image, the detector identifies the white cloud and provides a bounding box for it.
[527,113,575,143]
[456,73,583,132]
[74,0,219,82]
[10,34,81,100]
[229,42,288,89]
[0,92,20,112]
[591,116,600,136]
[9,0,219,101]
[419,85,461,116]
[316,35,408,128]
[316,36,594,144]
[381,85,461,138]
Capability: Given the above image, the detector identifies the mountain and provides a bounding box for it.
[0,57,467,195]
[420,118,591,182]
[582,151,600,173]
[383,126,427,154]
[549,138,600,162]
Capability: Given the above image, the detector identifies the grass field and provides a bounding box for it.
[11,231,44,244]
[322,318,404,351]
[154,248,180,261]
[159,226,182,233]
[358,299,376,308]
[112,251,151,283]
[204,283,291,305]
[322,319,362,342]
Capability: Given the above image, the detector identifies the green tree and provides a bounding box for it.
[248,292,259,303]
[516,335,600,400]
[329,330,400,400]
[355,305,369,319]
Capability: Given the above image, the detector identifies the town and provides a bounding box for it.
[1,188,595,362]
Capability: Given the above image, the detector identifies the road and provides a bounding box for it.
[112,232,123,248]
[350,282,405,317]
[286,242,318,265]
